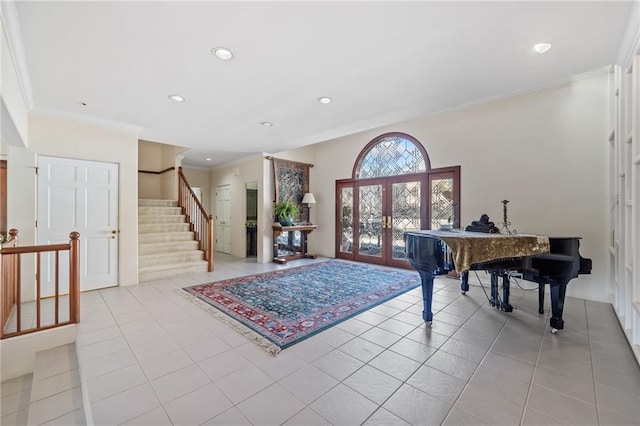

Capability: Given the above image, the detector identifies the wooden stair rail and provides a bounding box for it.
[1,230,80,339]
[1,229,19,331]
[177,167,214,272]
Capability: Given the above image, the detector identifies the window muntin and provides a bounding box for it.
[355,136,427,179]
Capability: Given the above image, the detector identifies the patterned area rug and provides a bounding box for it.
[182,260,420,354]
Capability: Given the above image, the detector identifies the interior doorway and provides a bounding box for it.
[215,184,231,253]
[245,181,258,257]
[37,156,119,294]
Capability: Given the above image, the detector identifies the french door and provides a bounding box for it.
[357,175,425,268]
[336,167,459,269]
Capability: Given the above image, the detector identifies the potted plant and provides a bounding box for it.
[274,199,299,226]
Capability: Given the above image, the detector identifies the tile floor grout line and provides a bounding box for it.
[438,287,514,425]
[359,279,489,425]
[585,299,602,426]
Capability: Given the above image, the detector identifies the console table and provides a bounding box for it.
[272,224,318,264]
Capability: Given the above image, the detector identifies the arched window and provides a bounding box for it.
[355,134,429,179]
[337,132,459,269]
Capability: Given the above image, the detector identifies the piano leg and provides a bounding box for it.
[501,273,513,312]
[417,269,435,324]
[460,271,470,294]
[490,272,498,308]
[538,281,545,315]
[549,282,566,333]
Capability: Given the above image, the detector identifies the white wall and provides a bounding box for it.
[310,73,610,302]
[27,112,140,285]
[0,17,28,148]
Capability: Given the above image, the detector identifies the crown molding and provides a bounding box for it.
[617,0,640,70]
[1,1,34,111]
[31,108,143,134]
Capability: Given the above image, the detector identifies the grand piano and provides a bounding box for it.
[404,228,592,333]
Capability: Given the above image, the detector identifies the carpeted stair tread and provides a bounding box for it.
[138,231,195,243]
[138,223,190,233]
[139,250,204,267]
[138,240,200,255]
[138,206,182,215]
[138,215,187,224]
[138,199,177,207]
[139,261,208,282]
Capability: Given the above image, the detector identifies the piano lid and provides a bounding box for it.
[405,230,550,273]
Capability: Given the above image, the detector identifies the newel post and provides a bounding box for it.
[69,232,81,323]
[178,167,183,210]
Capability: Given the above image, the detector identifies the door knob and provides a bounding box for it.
[112,230,117,234]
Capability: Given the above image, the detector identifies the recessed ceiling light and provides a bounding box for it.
[261,121,273,127]
[205,158,212,161]
[212,47,234,61]
[168,94,185,102]
[533,43,552,54]
[318,97,333,104]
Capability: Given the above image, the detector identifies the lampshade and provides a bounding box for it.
[302,193,316,204]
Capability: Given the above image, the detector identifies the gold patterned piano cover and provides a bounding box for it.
[406,229,550,273]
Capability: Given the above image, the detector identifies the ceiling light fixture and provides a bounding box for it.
[205,158,212,161]
[318,97,332,104]
[261,121,273,127]
[212,47,234,61]
[533,43,552,54]
[168,94,185,102]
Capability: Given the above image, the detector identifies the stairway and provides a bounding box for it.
[0,344,87,425]
[138,199,208,282]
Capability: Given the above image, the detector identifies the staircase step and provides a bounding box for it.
[0,374,32,425]
[138,223,190,234]
[139,250,204,267]
[138,240,200,255]
[138,215,187,224]
[138,206,182,216]
[139,261,209,282]
[138,231,195,244]
[28,344,86,425]
[138,199,177,207]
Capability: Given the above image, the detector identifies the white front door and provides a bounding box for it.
[37,156,119,295]
[215,185,231,253]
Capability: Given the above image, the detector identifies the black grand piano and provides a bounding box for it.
[404,224,592,333]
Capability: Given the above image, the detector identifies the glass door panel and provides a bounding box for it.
[357,184,384,260]
[429,176,455,229]
[339,186,354,254]
[390,180,422,261]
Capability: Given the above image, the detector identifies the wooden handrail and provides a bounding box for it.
[138,167,175,175]
[177,167,214,272]
[1,230,80,339]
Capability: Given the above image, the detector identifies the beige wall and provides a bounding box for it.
[182,167,211,208]
[309,72,610,302]
[138,139,187,200]
[28,112,140,285]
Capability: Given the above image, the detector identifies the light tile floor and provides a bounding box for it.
[3,253,640,425]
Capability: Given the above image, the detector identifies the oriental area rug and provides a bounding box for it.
[181,260,421,355]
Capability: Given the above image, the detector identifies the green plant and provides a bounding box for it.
[273,199,299,221]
